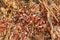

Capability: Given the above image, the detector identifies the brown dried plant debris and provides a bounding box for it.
[0,0,60,40]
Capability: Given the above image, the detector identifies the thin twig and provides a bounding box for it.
[38,0,54,40]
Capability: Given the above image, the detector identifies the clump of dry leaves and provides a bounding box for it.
[0,0,60,40]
